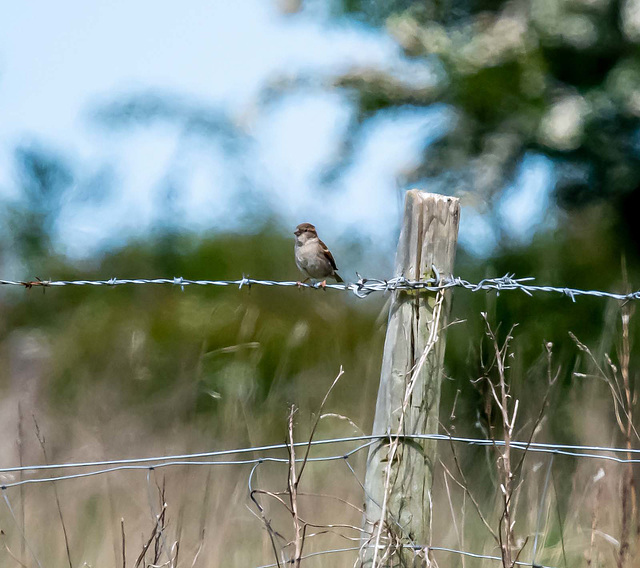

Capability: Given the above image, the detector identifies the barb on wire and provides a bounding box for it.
[2,273,640,301]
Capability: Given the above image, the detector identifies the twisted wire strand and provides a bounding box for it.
[0,442,374,490]
[2,273,639,300]
[2,433,640,490]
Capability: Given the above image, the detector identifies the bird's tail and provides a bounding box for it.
[334,272,344,283]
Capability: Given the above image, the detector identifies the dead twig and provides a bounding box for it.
[482,314,517,568]
[33,417,73,568]
[121,518,126,568]
[1,530,28,568]
[286,405,305,567]
[618,297,636,568]
[134,503,167,568]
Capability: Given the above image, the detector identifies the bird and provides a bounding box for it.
[294,222,344,287]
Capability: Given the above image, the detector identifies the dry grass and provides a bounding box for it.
[0,305,638,567]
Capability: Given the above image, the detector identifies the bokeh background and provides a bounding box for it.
[2,0,640,566]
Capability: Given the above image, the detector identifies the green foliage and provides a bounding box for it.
[0,229,386,440]
[2,6,640,559]
[1,161,637,565]
[5,146,73,265]
[322,0,640,246]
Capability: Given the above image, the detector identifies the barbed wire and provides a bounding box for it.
[0,271,622,567]
[1,272,639,300]
[2,433,640,490]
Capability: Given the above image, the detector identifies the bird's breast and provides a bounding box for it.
[295,242,332,278]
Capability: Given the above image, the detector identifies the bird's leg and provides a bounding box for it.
[296,277,310,288]
[320,280,327,289]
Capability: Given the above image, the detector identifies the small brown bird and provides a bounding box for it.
[294,222,344,286]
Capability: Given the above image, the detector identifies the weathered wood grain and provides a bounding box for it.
[362,190,460,566]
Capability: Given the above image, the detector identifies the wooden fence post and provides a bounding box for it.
[362,190,460,566]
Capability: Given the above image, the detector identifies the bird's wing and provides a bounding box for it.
[318,239,338,271]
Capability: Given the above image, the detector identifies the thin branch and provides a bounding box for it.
[33,417,73,568]
[134,504,166,568]
[121,518,126,568]
[297,367,345,482]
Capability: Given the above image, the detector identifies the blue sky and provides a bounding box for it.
[0,0,553,264]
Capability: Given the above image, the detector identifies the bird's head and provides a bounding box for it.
[294,222,318,243]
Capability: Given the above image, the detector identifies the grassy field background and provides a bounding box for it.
[0,224,637,567]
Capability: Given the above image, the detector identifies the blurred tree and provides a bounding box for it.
[6,146,73,267]
[299,0,640,248]
[1,0,637,457]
